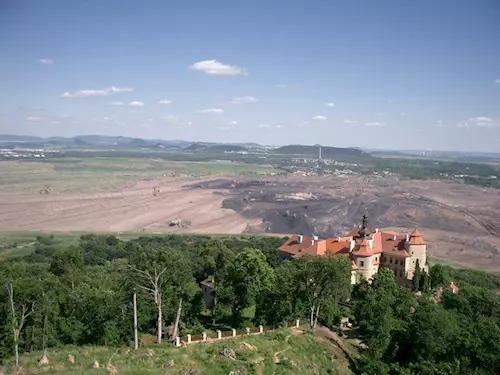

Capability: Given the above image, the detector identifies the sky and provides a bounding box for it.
[1,0,500,152]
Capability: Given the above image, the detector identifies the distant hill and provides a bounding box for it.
[184,143,209,152]
[0,134,44,143]
[273,144,368,158]
[204,144,248,153]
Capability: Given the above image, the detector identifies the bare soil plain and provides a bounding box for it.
[1,160,500,271]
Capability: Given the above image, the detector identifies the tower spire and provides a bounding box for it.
[358,212,370,238]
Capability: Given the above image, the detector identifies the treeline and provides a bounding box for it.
[371,157,500,188]
[2,233,500,374]
[0,233,354,366]
[351,264,500,375]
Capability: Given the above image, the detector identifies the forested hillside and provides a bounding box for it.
[1,233,500,374]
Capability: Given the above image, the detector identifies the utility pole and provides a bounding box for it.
[133,292,138,350]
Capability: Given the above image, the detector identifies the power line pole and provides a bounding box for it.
[133,292,138,350]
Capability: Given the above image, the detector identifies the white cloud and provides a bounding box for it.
[50,120,60,125]
[158,100,173,105]
[312,115,327,121]
[400,112,406,116]
[436,120,443,126]
[276,125,286,128]
[457,117,498,128]
[26,116,43,121]
[39,59,54,65]
[189,60,247,75]
[230,96,258,104]
[366,121,385,127]
[297,121,309,127]
[325,102,335,108]
[229,121,238,126]
[257,124,270,128]
[109,101,125,106]
[201,108,224,114]
[275,84,288,88]
[388,99,393,104]
[61,86,133,99]
[494,79,500,84]
[129,101,145,107]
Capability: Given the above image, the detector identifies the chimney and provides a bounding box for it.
[297,235,303,244]
[337,236,341,241]
[313,235,319,241]
[393,235,397,241]
[375,228,379,233]
[349,239,355,253]
[406,234,410,241]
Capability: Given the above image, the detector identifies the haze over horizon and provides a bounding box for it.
[1,0,499,152]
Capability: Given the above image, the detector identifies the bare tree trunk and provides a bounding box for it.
[313,303,321,329]
[310,304,315,329]
[133,293,138,350]
[8,283,19,367]
[172,298,183,342]
[156,293,162,344]
[7,283,36,368]
[42,313,48,351]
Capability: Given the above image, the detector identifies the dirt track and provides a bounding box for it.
[0,174,499,271]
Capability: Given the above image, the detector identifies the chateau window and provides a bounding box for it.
[400,260,404,266]
[360,261,364,267]
[399,270,403,277]
[394,269,397,276]
[390,258,393,264]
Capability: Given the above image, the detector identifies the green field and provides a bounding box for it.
[10,329,351,375]
[0,157,278,193]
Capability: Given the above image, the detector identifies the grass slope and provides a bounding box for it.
[12,330,351,375]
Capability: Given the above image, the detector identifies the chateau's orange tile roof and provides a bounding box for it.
[325,238,350,255]
[352,240,373,257]
[278,235,326,257]
[278,227,423,263]
[408,228,425,245]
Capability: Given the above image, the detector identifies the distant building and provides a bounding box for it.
[278,213,428,285]
[200,276,215,309]
[431,281,460,304]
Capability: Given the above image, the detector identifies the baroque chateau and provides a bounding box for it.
[278,214,428,284]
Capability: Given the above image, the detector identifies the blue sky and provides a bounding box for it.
[1,0,499,151]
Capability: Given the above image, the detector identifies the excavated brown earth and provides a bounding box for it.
[1,174,499,271]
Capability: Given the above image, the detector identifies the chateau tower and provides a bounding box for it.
[406,228,428,274]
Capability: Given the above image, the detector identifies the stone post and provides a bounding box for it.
[259,325,263,334]
[187,334,191,344]
[232,328,236,337]
[202,332,207,342]
[217,330,222,339]
[296,319,300,328]
[175,337,181,347]
[246,327,250,335]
